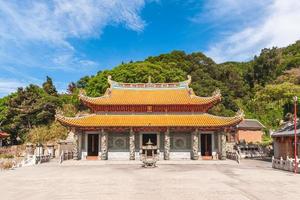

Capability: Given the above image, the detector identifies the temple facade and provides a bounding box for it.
[56,76,244,160]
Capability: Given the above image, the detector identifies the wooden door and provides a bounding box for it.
[88,134,99,156]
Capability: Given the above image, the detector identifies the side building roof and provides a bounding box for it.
[0,131,9,138]
[272,122,300,137]
[237,119,265,130]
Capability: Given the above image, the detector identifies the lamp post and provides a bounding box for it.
[293,96,298,174]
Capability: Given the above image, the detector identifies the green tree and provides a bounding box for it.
[26,122,68,144]
[43,76,58,96]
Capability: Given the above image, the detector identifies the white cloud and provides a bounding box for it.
[0,0,146,44]
[0,0,149,77]
[201,0,300,63]
[0,79,25,96]
[0,0,151,96]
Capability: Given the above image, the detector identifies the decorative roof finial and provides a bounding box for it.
[107,75,114,88]
[236,109,245,119]
[78,89,86,96]
[212,88,221,97]
[108,75,112,83]
[148,75,152,83]
[187,75,192,85]
[54,108,65,121]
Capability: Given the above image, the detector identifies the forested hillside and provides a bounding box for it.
[1,41,300,144]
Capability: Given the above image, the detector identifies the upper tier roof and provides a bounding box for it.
[79,75,221,106]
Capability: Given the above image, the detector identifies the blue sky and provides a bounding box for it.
[0,0,300,96]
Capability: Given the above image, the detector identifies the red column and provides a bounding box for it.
[294,96,298,174]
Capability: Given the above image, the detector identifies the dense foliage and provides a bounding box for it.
[1,41,300,144]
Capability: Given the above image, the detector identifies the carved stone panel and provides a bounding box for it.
[191,131,199,160]
[170,132,191,151]
[108,133,129,151]
[129,130,135,160]
[73,131,79,160]
[164,130,170,160]
[221,133,227,160]
[101,132,108,160]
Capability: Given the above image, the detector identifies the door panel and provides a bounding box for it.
[201,134,212,156]
[88,134,99,156]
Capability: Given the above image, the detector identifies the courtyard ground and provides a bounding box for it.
[0,159,299,200]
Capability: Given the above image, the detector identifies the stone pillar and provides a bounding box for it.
[191,129,199,160]
[25,143,34,157]
[46,143,55,158]
[164,128,170,160]
[221,132,227,160]
[129,128,135,160]
[101,130,108,160]
[73,131,79,160]
[36,143,43,156]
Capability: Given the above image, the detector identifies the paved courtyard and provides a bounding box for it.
[0,159,299,200]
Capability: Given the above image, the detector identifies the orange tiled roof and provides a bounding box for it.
[0,131,9,138]
[79,76,221,106]
[80,88,221,105]
[56,111,244,128]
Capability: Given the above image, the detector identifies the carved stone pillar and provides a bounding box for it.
[129,128,135,160]
[164,128,170,160]
[101,130,108,160]
[25,143,34,157]
[191,129,199,160]
[221,132,227,160]
[73,131,79,160]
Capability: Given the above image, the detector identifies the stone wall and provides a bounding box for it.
[273,138,300,160]
[237,130,263,143]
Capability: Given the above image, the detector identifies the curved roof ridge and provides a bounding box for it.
[107,75,191,89]
[203,109,244,120]
[189,88,221,101]
[79,88,111,101]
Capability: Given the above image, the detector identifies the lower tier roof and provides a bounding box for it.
[56,112,244,129]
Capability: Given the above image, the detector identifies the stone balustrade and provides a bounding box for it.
[272,156,300,173]
[59,151,74,163]
[226,151,238,161]
[35,155,51,164]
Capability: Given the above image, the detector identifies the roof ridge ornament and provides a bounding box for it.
[179,75,192,88]
[78,89,86,96]
[236,109,245,119]
[107,75,194,89]
[212,88,221,97]
[187,75,192,85]
[55,108,65,121]
[108,75,113,88]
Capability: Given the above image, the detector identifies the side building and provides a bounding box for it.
[272,121,300,160]
[236,119,265,144]
[56,76,244,160]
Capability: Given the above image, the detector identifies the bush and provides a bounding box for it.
[0,160,14,170]
[0,154,14,159]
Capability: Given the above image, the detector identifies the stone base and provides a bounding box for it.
[170,152,191,160]
[108,152,130,160]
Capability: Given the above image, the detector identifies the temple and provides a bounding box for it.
[56,75,244,160]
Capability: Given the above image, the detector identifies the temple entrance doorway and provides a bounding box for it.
[142,133,157,146]
[142,133,158,156]
[201,134,212,157]
[88,134,99,156]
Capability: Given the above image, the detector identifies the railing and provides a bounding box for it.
[226,151,240,163]
[35,155,51,164]
[272,156,300,173]
[59,151,73,163]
